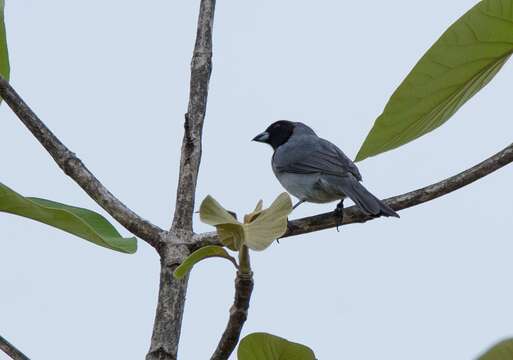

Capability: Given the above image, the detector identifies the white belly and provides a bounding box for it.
[274,171,344,203]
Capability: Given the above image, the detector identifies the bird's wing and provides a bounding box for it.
[273,136,362,181]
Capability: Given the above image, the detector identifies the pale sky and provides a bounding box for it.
[2,1,513,359]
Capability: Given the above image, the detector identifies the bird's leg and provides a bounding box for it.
[334,199,344,231]
[292,199,305,210]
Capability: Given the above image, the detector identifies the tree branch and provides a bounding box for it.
[0,76,165,248]
[193,142,513,246]
[146,0,217,358]
[211,246,254,360]
[146,242,190,360]
[0,334,30,360]
[171,0,216,233]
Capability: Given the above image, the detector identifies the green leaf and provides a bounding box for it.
[238,333,316,360]
[356,0,513,161]
[478,339,513,360]
[0,0,9,82]
[173,245,238,279]
[0,182,136,254]
[244,193,292,251]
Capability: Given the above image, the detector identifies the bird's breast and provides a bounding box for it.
[273,171,344,204]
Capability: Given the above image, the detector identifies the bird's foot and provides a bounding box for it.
[333,200,344,232]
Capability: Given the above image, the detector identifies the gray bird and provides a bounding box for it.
[252,120,399,224]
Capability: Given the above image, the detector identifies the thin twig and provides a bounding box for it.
[0,334,30,360]
[0,75,165,248]
[211,246,254,360]
[193,142,513,246]
[171,0,216,233]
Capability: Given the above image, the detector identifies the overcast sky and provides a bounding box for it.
[2,0,513,359]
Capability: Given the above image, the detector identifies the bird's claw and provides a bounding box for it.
[334,201,344,232]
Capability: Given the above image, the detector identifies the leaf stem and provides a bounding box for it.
[238,245,251,275]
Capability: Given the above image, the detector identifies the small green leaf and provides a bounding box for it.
[244,193,292,251]
[238,332,316,360]
[0,182,136,254]
[478,339,513,360]
[0,0,9,83]
[173,245,237,279]
[356,0,513,161]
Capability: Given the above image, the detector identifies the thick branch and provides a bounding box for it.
[211,246,254,360]
[0,334,30,360]
[0,76,165,248]
[194,142,513,245]
[171,0,216,233]
[146,243,190,360]
[147,0,217,358]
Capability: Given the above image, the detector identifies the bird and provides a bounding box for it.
[252,120,399,227]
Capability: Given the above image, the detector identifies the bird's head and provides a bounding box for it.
[252,120,296,150]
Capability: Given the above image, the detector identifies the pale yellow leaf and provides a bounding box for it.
[244,193,292,251]
[217,223,245,251]
[244,199,264,224]
[199,195,239,226]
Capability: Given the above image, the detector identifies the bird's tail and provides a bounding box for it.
[343,180,399,218]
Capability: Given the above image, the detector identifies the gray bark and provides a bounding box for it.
[0,334,30,360]
[146,242,190,360]
[172,0,216,234]
[148,0,217,358]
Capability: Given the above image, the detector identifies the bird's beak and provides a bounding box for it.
[252,131,270,143]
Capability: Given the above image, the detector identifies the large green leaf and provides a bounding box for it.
[238,333,316,360]
[0,0,9,82]
[356,0,513,161]
[173,245,238,279]
[478,339,513,360]
[0,183,137,254]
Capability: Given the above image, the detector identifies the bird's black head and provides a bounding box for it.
[252,120,295,150]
